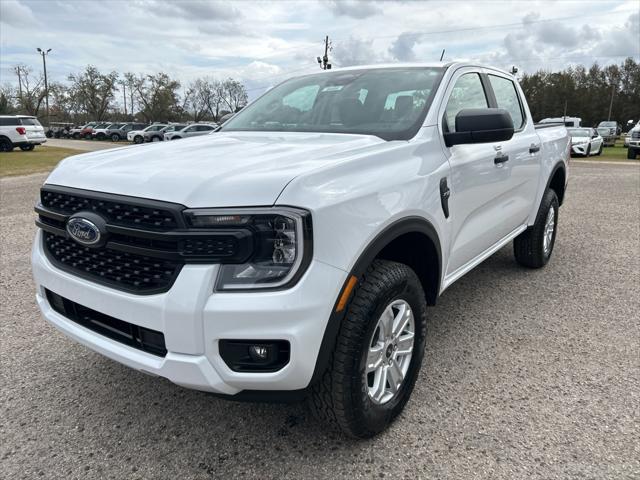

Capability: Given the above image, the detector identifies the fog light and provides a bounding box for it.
[249,345,270,361]
[219,339,290,372]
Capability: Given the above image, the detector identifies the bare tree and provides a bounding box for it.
[221,78,248,114]
[132,72,181,122]
[67,66,119,120]
[12,65,46,116]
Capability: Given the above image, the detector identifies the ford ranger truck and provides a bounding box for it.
[32,63,569,438]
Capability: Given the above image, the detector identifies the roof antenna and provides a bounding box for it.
[439,49,445,61]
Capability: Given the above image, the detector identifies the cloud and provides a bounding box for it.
[0,0,37,26]
[325,0,382,19]
[332,36,380,67]
[388,32,421,61]
[149,0,240,21]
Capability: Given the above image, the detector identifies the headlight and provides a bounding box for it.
[184,207,312,291]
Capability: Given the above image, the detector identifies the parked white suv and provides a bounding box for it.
[0,115,47,152]
[32,63,569,437]
[164,123,217,140]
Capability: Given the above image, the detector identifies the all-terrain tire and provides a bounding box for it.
[628,148,638,160]
[20,144,35,151]
[514,189,559,268]
[307,260,427,438]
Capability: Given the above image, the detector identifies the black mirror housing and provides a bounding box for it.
[444,108,515,147]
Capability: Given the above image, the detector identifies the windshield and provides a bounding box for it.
[598,121,616,127]
[569,128,591,137]
[221,67,445,141]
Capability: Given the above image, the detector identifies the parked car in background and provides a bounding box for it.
[539,116,581,128]
[627,122,640,159]
[568,127,603,156]
[92,123,124,140]
[143,124,186,142]
[141,124,170,142]
[596,121,620,147]
[69,122,99,139]
[0,115,47,152]
[164,123,217,140]
[128,124,166,144]
[46,122,74,138]
[219,113,235,124]
[107,122,147,142]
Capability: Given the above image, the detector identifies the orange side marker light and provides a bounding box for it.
[336,275,358,312]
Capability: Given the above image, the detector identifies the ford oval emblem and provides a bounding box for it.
[66,217,101,245]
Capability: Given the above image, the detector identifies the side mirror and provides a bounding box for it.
[444,108,514,147]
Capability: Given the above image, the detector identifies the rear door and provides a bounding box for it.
[485,72,541,230]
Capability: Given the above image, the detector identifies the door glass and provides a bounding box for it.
[444,73,488,132]
[488,75,524,129]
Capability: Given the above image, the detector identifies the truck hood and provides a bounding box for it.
[45,131,386,207]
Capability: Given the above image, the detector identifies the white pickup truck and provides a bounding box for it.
[32,63,569,437]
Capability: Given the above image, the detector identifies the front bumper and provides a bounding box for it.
[32,229,347,394]
[571,143,590,156]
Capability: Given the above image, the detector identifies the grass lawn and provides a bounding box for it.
[0,146,80,177]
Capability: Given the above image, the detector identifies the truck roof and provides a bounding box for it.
[312,61,515,77]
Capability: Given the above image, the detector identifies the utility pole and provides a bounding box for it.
[439,49,445,61]
[14,66,24,102]
[120,80,127,116]
[607,83,616,121]
[36,48,51,125]
[317,35,332,70]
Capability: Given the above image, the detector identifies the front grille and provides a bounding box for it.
[633,131,640,139]
[36,186,253,294]
[43,232,181,294]
[46,289,167,356]
[41,189,180,230]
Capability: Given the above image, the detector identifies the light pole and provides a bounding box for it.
[37,48,51,125]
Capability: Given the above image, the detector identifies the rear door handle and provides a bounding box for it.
[529,144,541,153]
[494,155,509,165]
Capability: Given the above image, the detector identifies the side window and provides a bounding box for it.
[0,118,15,126]
[199,126,214,131]
[488,75,524,129]
[444,73,488,132]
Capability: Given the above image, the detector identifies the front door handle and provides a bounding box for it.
[494,154,509,165]
[529,144,541,153]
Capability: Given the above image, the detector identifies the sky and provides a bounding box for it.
[0,0,638,101]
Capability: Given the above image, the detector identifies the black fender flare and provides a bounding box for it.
[545,161,567,206]
[307,216,442,387]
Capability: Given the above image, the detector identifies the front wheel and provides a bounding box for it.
[595,144,603,156]
[308,260,427,438]
[111,134,120,142]
[628,148,638,160]
[133,135,144,144]
[20,144,35,151]
[514,189,559,268]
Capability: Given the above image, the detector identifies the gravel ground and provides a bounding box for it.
[1,162,639,480]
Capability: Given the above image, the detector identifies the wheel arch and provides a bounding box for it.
[547,162,567,206]
[308,216,442,387]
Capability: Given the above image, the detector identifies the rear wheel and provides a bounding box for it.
[111,133,120,142]
[0,138,13,152]
[20,144,35,151]
[308,260,427,438]
[514,189,559,268]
